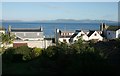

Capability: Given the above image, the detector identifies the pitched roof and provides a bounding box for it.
[11,28,43,32]
[87,31,95,37]
[107,26,120,31]
[15,32,44,39]
[61,31,74,33]
[70,33,78,38]
[75,30,82,32]
[70,30,82,38]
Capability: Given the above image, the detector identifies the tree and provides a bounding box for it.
[1,33,15,49]
[14,46,32,60]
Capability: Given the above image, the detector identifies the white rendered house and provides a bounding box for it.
[56,29,74,44]
[106,26,120,39]
[70,30,89,43]
[87,31,103,41]
[70,30,103,43]
[8,26,52,48]
[10,27,44,41]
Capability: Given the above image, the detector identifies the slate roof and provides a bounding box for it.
[11,28,43,32]
[70,30,82,38]
[15,32,44,38]
[107,26,120,31]
[87,31,95,37]
[10,27,44,39]
[70,33,78,38]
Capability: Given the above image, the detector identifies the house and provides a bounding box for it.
[69,30,89,43]
[87,30,103,41]
[69,30,103,43]
[9,26,53,48]
[106,26,120,39]
[100,23,120,39]
[56,29,74,44]
[56,28,103,44]
[9,26,44,41]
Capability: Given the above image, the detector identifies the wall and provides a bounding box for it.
[59,38,70,44]
[0,30,5,34]
[106,31,116,39]
[11,32,44,41]
[116,29,120,38]
[73,31,85,42]
[88,31,103,41]
[13,40,53,48]
[82,34,89,41]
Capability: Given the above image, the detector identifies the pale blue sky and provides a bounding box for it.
[1,0,119,2]
[1,2,118,21]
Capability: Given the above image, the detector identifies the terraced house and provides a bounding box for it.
[56,28,103,44]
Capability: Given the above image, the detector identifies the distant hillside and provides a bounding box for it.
[1,19,117,23]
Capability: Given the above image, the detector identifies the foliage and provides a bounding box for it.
[1,33,15,49]
[30,47,43,58]
[2,33,15,44]
[2,46,43,62]
[2,37,120,75]
[14,46,32,60]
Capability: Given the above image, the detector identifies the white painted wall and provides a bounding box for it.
[106,31,116,39]
[82,34,89,41]
[88,31,103,41]
[0,30,5,34]
[73,31,87,42]
[116,29,120,38]
[59,38,70,43]
[13,40,53,48]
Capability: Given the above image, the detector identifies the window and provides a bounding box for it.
[81,34,84,36]
[63,39,67,43]
[108,32,110,35]
[94,33,97,36]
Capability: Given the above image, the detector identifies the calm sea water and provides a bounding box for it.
[2,22,118,37]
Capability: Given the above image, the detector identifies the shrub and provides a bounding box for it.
[30,47,43,58]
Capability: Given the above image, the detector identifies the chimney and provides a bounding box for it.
[8,25,11,36]
[8,25,11,32]
[55,29,60,44]
[100,23,104,31]
[40,26,43,31]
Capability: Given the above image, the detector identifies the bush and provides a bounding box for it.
[2,46,43,62]
[2,47,15,62]
[30,47,43,58]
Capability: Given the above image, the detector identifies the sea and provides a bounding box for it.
[1,22,118,38]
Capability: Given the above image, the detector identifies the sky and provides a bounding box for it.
[1,2,118,21]
[1,0,119,2]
